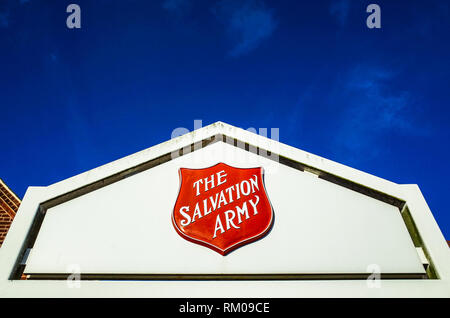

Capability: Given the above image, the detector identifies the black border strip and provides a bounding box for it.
[25,273,426,280]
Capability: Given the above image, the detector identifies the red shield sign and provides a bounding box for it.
[172,163,274,255]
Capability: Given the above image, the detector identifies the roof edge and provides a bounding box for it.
[0,178,21,202]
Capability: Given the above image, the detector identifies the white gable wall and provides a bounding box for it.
[23,142,424,275]
[0,121,449,297]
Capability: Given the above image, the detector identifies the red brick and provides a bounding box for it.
[0,179,21,248]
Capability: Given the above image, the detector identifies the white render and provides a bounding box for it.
[23,142,424,275]
[0,121,449,297]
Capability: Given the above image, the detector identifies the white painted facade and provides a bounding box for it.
[0,121,449,297]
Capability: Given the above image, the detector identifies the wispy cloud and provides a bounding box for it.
[332,65,428,161]
[0,0,31,28]
[345,67,413,130]
[329,0,350,26]
[0,11,9,28]
[162,0,191,15]
[212,0,277,57]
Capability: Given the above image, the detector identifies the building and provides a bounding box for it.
[0,179,21,248]
[0,121,449,297]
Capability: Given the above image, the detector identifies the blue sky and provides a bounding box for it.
[1,0,449,238]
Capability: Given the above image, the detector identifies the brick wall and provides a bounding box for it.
[0,211,14,246]
[0,179,21,247]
